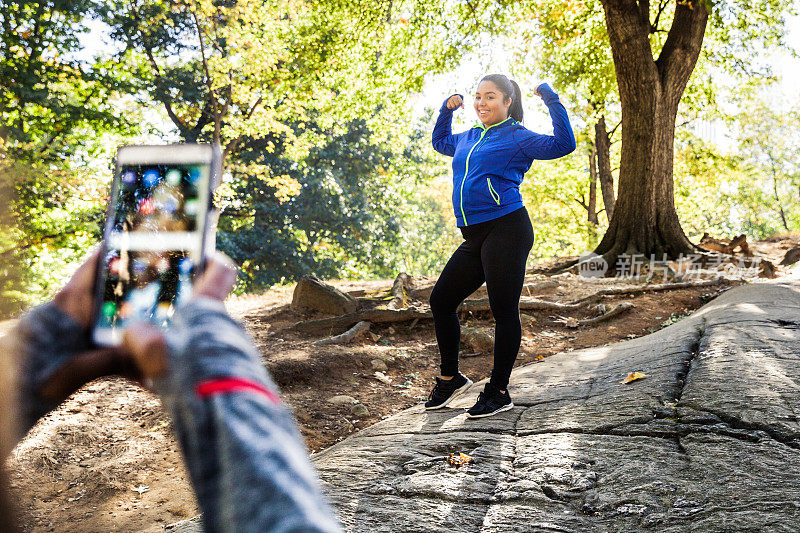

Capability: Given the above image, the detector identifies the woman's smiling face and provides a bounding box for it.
[474,80,511,127]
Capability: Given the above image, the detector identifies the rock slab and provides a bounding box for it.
[314,280,800,532]
[170,280,800,532]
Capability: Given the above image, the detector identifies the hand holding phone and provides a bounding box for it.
[92,144,221,346]
[121,252,239,379]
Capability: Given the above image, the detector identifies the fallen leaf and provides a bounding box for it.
[374,371,392,385]
[131,485,150,495]
[447,452,475,467]
[621,372,648,384]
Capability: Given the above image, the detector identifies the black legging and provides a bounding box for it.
[429,207,534,390]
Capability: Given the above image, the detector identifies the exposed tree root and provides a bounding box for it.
[284,275,726,337]
[387,273,411,310]
[529,258,580,275]
[312,321,371,346]
[780,246,800,266]
[460,298,583,313]
[286,307,432,334]
[699,233,751,255]
[569,279,723,304]
[577,302,635,325]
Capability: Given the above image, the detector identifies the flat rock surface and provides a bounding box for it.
[172,279,800,532]
[313,279,800,532]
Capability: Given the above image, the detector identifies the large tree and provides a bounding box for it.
[594,0,706,261]
[593,0,789,263]
[508,0,792,265]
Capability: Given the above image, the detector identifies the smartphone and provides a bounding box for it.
[92,144,221,346]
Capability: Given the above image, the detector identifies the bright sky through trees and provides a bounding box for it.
[419,14,799,145]
[75,11,798,147]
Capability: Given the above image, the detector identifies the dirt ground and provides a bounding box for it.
[5,236,798,532]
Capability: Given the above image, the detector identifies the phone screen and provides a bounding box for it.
[93,151,214,345]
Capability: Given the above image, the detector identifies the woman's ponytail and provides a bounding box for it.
[480,74,524,124]
[509,79,524,123]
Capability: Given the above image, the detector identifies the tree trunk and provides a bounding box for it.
[595,0,708,267]
[595,116,615,221]
[588,144,599,225]
[771,167,789,231]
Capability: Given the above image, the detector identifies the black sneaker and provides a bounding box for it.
[424,373,473,410]
[466,383,514,418]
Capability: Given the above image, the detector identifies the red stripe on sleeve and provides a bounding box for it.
[195,377,281,405]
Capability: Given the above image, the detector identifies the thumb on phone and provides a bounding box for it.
[194,252,238,302]
[122,322,169,379]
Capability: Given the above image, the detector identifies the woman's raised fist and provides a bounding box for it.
[447,94,464,110]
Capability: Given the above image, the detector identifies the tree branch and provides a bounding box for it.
[651,0,670,33]
[192,8,221,145]
[656,0,709,109]
[222,95,264,162]
[130,4,189,134]
[187,96,215,142]
[599,0,659,101]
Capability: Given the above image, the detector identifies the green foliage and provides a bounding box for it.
[0,1,136,313]
[511,0,616,119]
[520,144,602,260]
[103,0,470,293]
[106,0,464,154]
[4,0,800,311]
[0,1,131,159]
[217,115,457,291]
[673,110,800,241]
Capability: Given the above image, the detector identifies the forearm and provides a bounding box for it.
[513,85,576,160]
[540,85,576,156]
[156,297,342,533]
[10,303,89,439]
[432,96,460,156]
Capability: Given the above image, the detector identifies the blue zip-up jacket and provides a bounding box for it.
[432,83,576,227]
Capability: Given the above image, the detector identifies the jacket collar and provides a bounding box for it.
[472,116,515,131]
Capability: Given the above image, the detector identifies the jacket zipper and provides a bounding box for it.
[459,117,512,225]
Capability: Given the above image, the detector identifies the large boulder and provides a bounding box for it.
[291,275,358,316]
